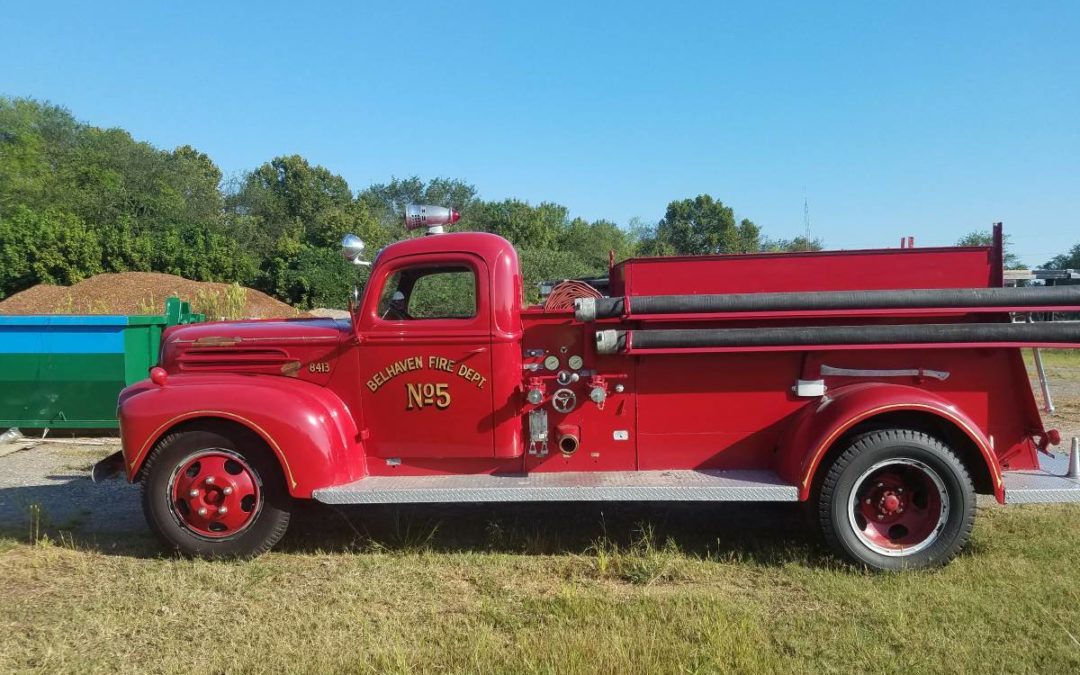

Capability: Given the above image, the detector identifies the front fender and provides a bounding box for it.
[118,374,364,498]
[776,382,1003,502]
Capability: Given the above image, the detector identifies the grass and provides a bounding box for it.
[3,501,1080,673]
[193,283,248,321]
[4,373,1080,673]
[1025,348,1080,378]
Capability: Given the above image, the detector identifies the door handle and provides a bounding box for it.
[466,347,487,354]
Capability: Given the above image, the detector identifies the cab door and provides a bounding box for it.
[356,252,495,459]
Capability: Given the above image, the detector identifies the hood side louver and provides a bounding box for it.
[177,347,293,374]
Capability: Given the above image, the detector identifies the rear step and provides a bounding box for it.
[1002,445,1080,504]
[313,469,798,505]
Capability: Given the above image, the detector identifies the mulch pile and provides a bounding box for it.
[0,272,299,319]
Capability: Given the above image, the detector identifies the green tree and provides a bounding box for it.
[1045,243,1080,270]
[228,155,356,253]
[0,98,81,211]
[467,199,569,250]
[956,231,1026,269]
[558,218,636,269]
[760,235,825,253]
[1,96,243,299]
[638,195,760,255]
[0,206,103,297]
[226,155,384,306]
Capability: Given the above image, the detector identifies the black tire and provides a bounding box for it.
[818,429,975,571]
[141,429,291,558]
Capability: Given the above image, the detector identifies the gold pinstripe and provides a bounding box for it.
[800,402,1003,494]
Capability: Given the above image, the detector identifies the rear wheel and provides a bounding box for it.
[141,429,291,558]
[818,429,975,571]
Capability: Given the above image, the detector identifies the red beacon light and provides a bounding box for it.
[404,204,461,235]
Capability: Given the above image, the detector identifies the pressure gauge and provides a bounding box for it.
[568,355,584,370]
[544,355,560,371]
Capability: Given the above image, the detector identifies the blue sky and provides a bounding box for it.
[3,1,1078,265]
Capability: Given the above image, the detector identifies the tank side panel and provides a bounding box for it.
[797,348,1042,471]
[635,352,806,470]
[615,247,993,297]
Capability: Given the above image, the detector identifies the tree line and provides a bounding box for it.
[0,97,828,308]
[4,97,1072,309]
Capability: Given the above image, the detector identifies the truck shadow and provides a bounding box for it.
[0,478,829,567]
[281,500,829,567]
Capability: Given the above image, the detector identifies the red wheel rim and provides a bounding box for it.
[168,450,261,538]
[847,458,948,556]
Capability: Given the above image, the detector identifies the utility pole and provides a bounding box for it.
[803,196,811,251]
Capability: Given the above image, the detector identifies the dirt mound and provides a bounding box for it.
[0,272,299,319]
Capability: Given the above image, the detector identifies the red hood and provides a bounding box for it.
[164,317,352,346]
[159,317,353,382]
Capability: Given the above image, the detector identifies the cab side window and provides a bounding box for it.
[377,266,476,320]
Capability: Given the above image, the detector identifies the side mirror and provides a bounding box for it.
[341,234,370,266]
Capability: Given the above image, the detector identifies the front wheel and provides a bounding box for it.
[141,429,291,558]
[818,429,975,571]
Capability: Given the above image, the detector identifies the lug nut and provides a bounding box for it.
[189,489,199,497]
[197,507,208,516]
[876,514,884,520]
[218,506,228,515]
[864,498,871,505]
[222,486,233,495]
[205,476,216,485]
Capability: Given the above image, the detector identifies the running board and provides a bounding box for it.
[313,469,799,505]
[1003,453,1080,504]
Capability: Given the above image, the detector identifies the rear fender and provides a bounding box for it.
[118,374,364,497]
[777,382,1003,502]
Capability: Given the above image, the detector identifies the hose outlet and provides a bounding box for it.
[556,424,580,455]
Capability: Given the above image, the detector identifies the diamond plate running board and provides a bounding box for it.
[313,469,799,505]
[1003,453,1080,503]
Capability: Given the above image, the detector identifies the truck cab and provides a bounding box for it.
[351,231,524,461]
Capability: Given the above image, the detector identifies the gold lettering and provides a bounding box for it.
[435,383,451,408]
[372,355,485,396]
[406,383,424,410]
[405,382,452,410]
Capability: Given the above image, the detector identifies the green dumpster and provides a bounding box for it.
[0,297,204,429]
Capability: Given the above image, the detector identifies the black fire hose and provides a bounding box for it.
[593,321,1080,354]
[575,286,1080,321]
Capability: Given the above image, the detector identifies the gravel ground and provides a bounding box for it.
[0,439,143,535]
[1,378,1078,541]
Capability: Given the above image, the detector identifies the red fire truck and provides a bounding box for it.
[94,207,1080,570]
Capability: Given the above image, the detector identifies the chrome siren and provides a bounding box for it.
[404,204,461,235]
